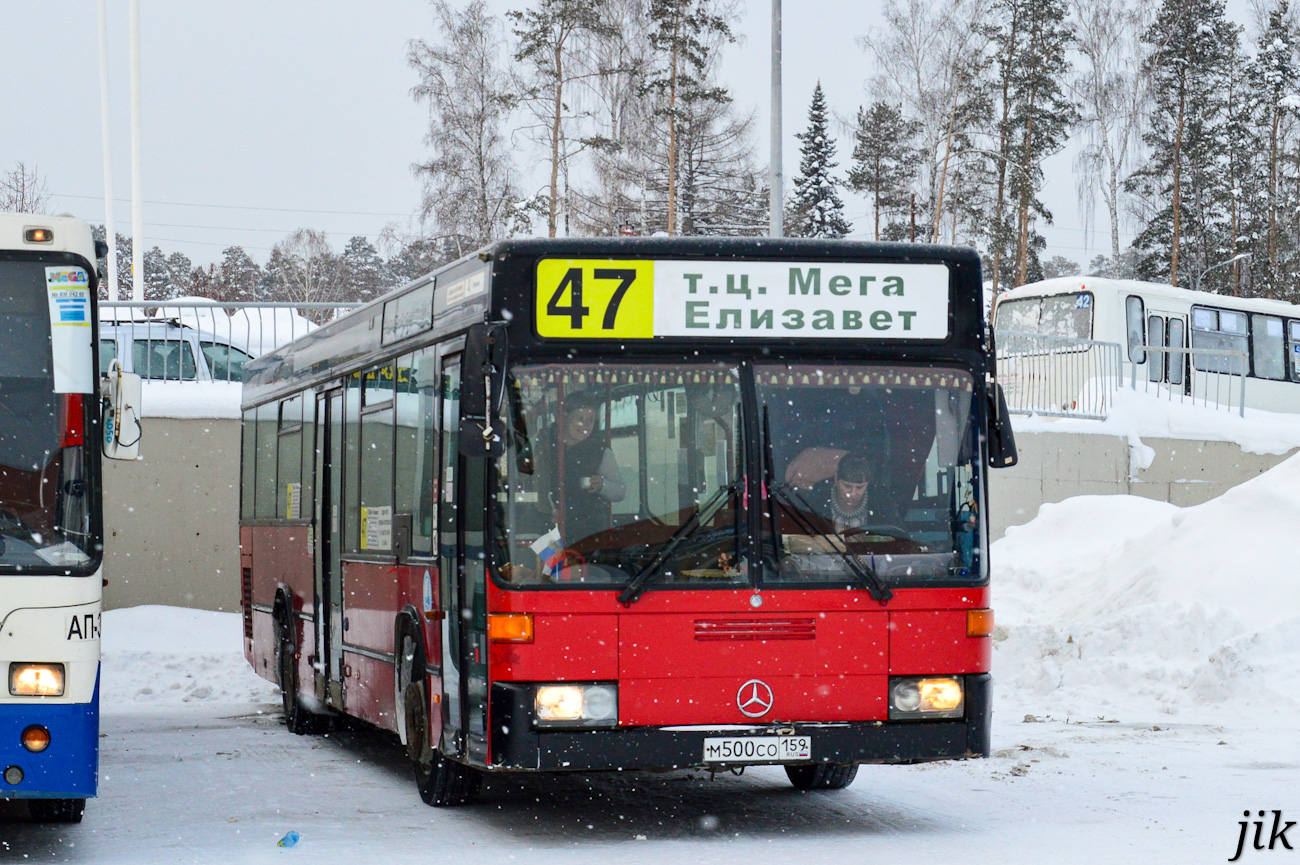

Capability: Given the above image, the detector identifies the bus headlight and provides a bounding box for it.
[889,676,963,720]
[9,663,65,697]
[534,683,618,728]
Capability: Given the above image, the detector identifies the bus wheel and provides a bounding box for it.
[277,615,325,735]
[784,763,859,791]
[404,679,482,806]
[29,798,85,823]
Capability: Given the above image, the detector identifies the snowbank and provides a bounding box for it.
[1013,384,1300,455]
[993,452,1300,721]
[100,606,277,712]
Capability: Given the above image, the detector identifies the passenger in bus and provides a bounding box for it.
[539,393,626,545]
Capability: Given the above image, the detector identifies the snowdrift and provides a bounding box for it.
[993,452,1300,721]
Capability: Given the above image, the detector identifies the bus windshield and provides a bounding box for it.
[0,260,96,574]
[495,363,745,588]
[757,364,979,585]
[493,361,980,589]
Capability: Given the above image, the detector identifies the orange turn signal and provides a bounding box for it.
[487,613,534,643]
[967,609,994,637]
[22,725,51,753]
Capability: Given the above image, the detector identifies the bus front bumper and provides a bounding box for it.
[490,673,991,772]
[0,676,99,798]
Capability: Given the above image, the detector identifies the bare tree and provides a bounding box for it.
[0,162,52,213]
[265,228,346,316]
[1071,0,1151,278]
[859,0,994,243]
[409,0,527,250]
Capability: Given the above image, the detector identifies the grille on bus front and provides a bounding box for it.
[693,618,816,641]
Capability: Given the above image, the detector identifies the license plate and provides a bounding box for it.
[702,736,811,763]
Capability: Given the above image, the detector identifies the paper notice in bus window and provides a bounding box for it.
[360,506,392,551]
[45,266,94,393]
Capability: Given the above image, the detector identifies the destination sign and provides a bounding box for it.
[534,259,950,339]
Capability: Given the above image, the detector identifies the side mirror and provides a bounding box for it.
[987,382,1018,468]
[101,361,143,461]
[459,322,508,459]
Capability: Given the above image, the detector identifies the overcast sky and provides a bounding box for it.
[0,1,1260,272]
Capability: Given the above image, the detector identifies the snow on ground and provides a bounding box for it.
[1013,383,1300,455]
[139,381,243,419]
[5,460,1300,861]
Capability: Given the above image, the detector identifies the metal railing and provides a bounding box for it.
[995,330,1124,420]
[98,301,360,383]
[1127,345,1248,417]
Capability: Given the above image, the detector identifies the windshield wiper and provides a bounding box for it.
[770,482,893,603]
[617,480,739,607]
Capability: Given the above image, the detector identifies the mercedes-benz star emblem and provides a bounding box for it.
[736,679,774,718]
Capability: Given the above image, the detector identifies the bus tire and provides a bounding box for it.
[276,612,325,736]
[402,656,481,806]
[29,798,85,823]
[784,763,859,791]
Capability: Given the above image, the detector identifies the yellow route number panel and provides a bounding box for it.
[535,259,655,339]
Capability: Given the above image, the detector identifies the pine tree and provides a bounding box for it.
[788,83,851,239]
[644,0,733,235]
[847,101,921,240]
[340,236,390,302]
[509,0,617,237]
[986,0,1078,288]
[1247,1,1299,296]
[1127,0,1240,287]
[216,246,263,302]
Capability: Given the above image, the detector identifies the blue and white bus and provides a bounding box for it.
[0,212,140,823]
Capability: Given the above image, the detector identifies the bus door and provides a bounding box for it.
[437,346,490,763]
[1147,310,1188,393]
[314,387,346,708]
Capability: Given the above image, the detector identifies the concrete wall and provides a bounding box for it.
[101,417,242,611]
[988,431,1296,539]
[101,418,1295,609]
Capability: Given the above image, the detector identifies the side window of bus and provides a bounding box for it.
[277,396,304,520]
[1125,296,1145,363]
[360,363,396,553]
[344,374,363,552]
[1251,314,1286,381]
[1290,321,1300,382]
[1167,318,1186,386]
[240,409,257,520]
[396,349,439,556]
[1147,315,1166,383]
[1191,307,1248,375]
[253,403,279,519]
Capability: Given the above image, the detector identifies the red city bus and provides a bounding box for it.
[239,238,1018,805]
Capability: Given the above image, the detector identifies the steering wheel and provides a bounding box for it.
[843,524,913,542]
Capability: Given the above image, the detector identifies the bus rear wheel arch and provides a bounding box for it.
[275,596,326,736]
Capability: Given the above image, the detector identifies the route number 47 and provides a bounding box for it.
[535,259,655,339]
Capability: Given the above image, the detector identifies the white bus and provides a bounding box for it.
[0,212,140,822]
[993,276,1300,415]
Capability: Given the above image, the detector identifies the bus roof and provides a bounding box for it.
[997,275,1300,319]
[242,237,986,409]
[0,212,97,263]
